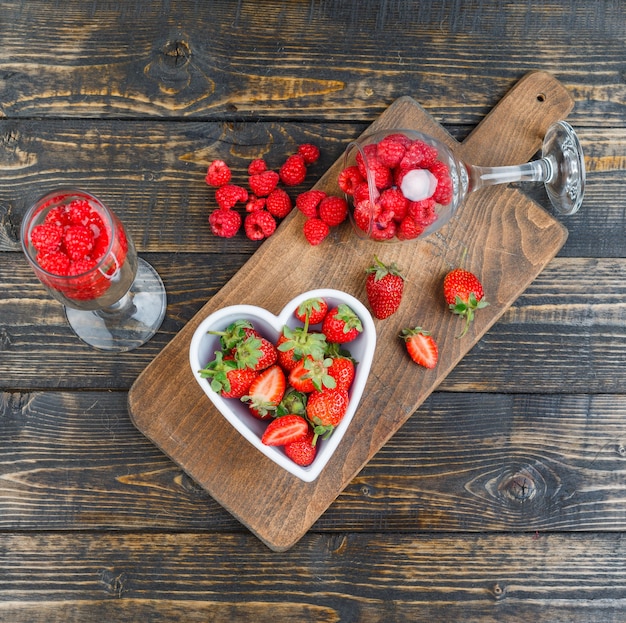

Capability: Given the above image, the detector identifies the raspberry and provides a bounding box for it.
[245,195,266,212]
[265,188,292,218]
[370,218,397,241]
[209,208,242,238]
[244,210,277,240]
[356,144,392,190]
[248,159,267,175]
[318,196,348,227]
[303,217,330,246]
[380,188,408,222]
[297,143,320,165]
[248,170,279,197]
[31,223,63,252]
[63,225,94,260]
[396,216,425,241]
[206,160,232,187]
[68,258,98,275]
[353,181,374,204]
[338,165,365,195]
[68,200,93,225]
[91,230,110,261]
[37,250,71,275]
[429,160,453,205]
[279,154,307,186]
[376,134,408,168]
[408,198,438,228]
[44,206,70,228]
[399,140,438,170]
[215,184,248,209]
[295,189,326,218]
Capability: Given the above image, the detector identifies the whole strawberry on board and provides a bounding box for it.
[400,327,438,369]
[365,256,405,319]
[443,268,489,337]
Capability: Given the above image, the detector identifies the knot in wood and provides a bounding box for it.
[162,40,191,68]
[500,471,537,503]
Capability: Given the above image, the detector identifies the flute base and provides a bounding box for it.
[65,258,167,352]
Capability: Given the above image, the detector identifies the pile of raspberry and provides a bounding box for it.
[29,198,124,300]
[205,143,348,246]
[337,133,453,241]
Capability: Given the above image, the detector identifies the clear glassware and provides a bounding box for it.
[21,189,167,352]
[341,121,585,242]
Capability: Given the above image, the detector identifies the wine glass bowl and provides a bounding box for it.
[21,189,167,352]
[340,121,585,243]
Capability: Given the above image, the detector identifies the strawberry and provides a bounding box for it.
[365,256,405,319]
[400,327,438,369]
[209,319,260,350]
[242,364,286,419]
[233,335,278,371]
[306,389,349,444]
[289,356,335,393]
[322,304,363,343]
[443,268,489,337]
[198,351,259,398]
[261,414,309,446]
[284,429,317,466]
[276,326,327,372]
[295,297,328,326]
[208,208,242,238]
[205,160,232,187]
[326,344,356,392]
[303,217,330,246]
[276,387,308,418]
[279,154,307,186]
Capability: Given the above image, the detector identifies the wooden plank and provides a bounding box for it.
[0,532,625,622]
[4,390,626,533]
[127,73,572,550]
[0,1,622,125]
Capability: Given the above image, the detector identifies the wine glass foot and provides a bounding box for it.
[64,258,167,352]
[542,120,586,216]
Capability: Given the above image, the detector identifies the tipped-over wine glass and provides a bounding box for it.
[340,121,585,242]
[21,189,167,352]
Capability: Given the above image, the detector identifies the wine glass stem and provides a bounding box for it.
[467,158,553,193]
[95,291,135,319]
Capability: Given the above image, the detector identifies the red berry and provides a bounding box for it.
[63,225,94,260]
[365,256,405,319]
[244,210,277,240]
[265,188,293,218]
[68,258,98,275]
[215,184,248,209]
[396,216,425,241]
[356,144,392,190]
[376,134,409,168]
[430,160,453,205]
[245,195,266,213]
[44,206,71,228]
[261,414,309,446]
[31,223,63,252]
[284,429,317,466]
[208,208,242,238]
[318,196,348,227]
[399,140,438,170]
[247,159,267,175]
[295,189,326,218]
[279,154,307,186]
[295,297,328,325]
[68,199,93,225]
[205,160,232,187]
[37,250,71,275]
[303,217,330,246]
[400,327,439,368]
[338,165,365,195]
[380,188,408,223]
[297,143,320,165]
[248,170,279,197]
[321,305,363,343]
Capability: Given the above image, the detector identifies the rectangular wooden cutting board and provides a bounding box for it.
[128,71,573,551]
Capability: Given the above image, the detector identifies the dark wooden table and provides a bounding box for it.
[1,1,625,620]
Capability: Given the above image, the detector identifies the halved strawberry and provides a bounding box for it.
[261,414,309,446]
[400,327,438,369]
[242,364,286,419]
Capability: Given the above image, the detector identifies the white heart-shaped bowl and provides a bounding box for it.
[189,288,376,482]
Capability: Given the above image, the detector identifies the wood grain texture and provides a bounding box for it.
[0,532,625,622]
[127,74,571,550]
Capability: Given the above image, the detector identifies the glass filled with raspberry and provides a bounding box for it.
[340,121,585,242]
[21,189,167,352]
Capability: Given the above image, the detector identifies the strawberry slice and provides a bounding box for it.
[261,415,309,446]
[242,364,286,419]
[400,327,438,369]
